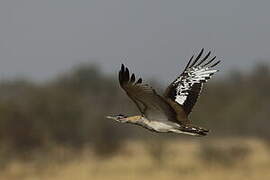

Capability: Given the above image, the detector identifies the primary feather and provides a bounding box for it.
[164,48,220,115]
[111,49,220,136]
[119,64,177,123]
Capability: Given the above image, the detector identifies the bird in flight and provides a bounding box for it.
[107,49,220,136]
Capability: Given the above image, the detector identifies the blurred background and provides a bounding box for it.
[0,0,270,179]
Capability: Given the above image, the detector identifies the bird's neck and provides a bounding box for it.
[126,115,144,123]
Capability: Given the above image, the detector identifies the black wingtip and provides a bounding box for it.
[119,64,131,85]
[123,67,130,82]
[136,78,142,84]
[210,60,221,68]
[198,48,204,57]
[197,51,211,66]
[196,48,204,60]
[125,67,129,76]
[130,73,135,83]
[119,64,124,86]
[190,48,204,67]
[202,56,216,67]
[121,64,125,72]
[184,49,220,71]
[184,55,194,71]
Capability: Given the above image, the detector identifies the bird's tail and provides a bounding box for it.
[178,125,209,136]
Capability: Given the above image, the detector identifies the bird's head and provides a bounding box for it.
[106,114,128,123]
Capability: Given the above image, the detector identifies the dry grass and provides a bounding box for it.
[1,138,270,180]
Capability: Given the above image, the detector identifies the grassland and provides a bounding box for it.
[1,138,270,180]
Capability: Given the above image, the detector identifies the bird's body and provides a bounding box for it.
[124,115,179,132]
[107,49,220,136]
[137,118,203,136]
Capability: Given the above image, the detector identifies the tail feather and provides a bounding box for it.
[179,125,209,136]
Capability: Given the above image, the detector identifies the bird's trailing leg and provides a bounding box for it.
[170,125,209,136]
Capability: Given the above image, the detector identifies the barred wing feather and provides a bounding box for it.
[119,64,176,122]
[164,49,220,115]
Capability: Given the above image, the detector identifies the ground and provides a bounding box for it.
[1,138,270,180]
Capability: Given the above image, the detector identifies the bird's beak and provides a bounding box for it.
[106,116,120,122]
[106,116,114,119]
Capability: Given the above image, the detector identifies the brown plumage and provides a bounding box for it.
[108,49,220,136]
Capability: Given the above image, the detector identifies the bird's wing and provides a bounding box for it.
[164,49,220,121]
[119,64,176,122]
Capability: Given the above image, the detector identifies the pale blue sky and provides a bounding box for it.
[1,0,270,82]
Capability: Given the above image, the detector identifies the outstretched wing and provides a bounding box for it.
[119,64,176,122]
[164,49,220,117]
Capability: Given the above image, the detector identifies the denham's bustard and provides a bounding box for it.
[107,49,220,136]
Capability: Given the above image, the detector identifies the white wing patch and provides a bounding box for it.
[174,66,218,105]
[164,48,220,115]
